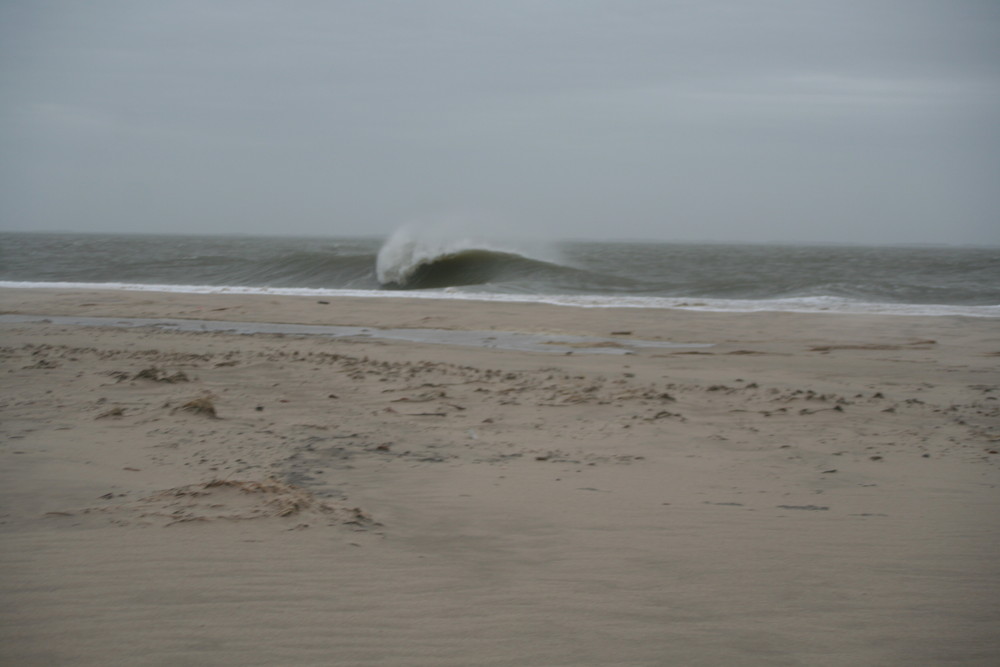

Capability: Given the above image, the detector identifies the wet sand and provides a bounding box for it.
[2,287,999,666]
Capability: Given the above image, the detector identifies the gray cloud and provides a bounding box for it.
[2,0,998,244]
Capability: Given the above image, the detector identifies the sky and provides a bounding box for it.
[1,0,998,245]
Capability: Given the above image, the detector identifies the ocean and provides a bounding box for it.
[1,230,998,317]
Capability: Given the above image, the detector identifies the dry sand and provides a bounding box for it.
[1,287,998,666]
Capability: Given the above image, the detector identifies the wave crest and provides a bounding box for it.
[376,227,558,289]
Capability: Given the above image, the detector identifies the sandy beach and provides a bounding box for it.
[1,287,998,666]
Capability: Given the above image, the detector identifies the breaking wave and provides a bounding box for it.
[375,227,617,290]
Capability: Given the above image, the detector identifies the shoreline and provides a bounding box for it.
[2,281,997,318]
[2,287,998,665]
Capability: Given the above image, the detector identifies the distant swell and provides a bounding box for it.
[234,252,377,289]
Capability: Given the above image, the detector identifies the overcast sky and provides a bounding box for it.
[1,1,998,244]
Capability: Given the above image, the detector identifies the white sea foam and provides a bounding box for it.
[2,281,998,318]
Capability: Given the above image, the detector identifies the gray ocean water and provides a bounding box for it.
[1,231,997,316]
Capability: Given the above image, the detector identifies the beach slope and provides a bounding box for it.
[1,288,998,666]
